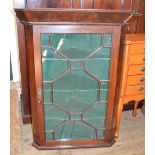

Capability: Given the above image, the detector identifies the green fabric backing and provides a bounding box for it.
[41,33,112,141]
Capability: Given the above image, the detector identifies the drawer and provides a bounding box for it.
[127,75,145,85]
[131,43,145,54]
[125,85,145,96]
[128,65,145,75]
[129,54,145,65]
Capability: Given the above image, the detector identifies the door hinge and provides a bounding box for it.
[37,88,42,104]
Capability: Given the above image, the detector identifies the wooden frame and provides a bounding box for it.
[14,8,141,25]
[25,25,122,149]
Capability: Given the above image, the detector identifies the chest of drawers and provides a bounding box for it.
[115,34,145,138]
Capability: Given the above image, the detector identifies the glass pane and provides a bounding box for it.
[85,48,111,80]
[41,34,50,46]
[53,70,98,112]
[97,129,105,138]
[83,102,106,129]
[44,104,68,130]
[52,34,102,59]
[41,48,68,81]
[46,121,96,140]
[41,33,112,141]
[100,82,108,101]
[103,34,112,47]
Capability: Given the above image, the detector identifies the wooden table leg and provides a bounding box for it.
[115,98,123,138]
[141,102,145,115]
[132,100,139,117]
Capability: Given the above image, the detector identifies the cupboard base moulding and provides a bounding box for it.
[32,139,115,150]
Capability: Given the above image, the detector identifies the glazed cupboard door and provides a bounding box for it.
[32,25,121,149]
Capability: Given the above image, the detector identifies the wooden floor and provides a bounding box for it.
[20,111,144,155]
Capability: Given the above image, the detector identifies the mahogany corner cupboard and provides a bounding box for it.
[14,9,140,149]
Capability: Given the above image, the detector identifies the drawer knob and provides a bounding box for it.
[143,57,145,61]
[141,67,145,72]
[138,87,144,91]
[140,77,145,82]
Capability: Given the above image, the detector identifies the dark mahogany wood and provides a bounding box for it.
[14,0,143,148]
[14,0,145,33]
[24,25,40,141]
[136,0,145,33]
[32,139,115,150]
[16,0,140,10]
[24,24,121,149]
[16,18,31,123]
[40,0,72,8]
[123,0,145,33]
[104,26,121,141]
[14,0,144,124]
[15,8,134,24]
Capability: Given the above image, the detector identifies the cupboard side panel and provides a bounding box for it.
[16,19,31,124]
[25,25,41,144]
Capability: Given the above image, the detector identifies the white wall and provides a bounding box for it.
[0,1,20,82]
[0,1,20,154]
[10,0,20,82]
